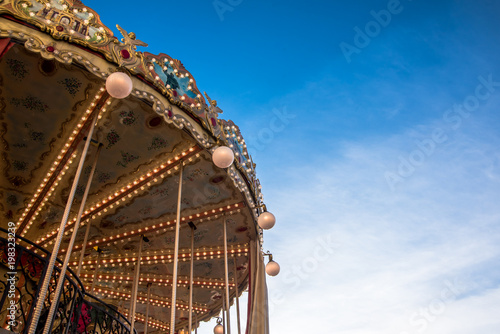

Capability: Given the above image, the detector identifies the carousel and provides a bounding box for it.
[0,1,279,333]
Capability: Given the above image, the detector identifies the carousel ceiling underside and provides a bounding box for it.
[0,8,264,331]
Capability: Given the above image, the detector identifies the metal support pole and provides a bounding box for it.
[144,283,152,334]
[129,261,137,323]
[130,235,144,330]
[233,257,241,334]
[42,142,103,334]
[188,222,195,333]
[223,220,231,334]
[170,161,184,334]
[222,292,226,334]
[90,249,102,294]
[76,217,92,277]
[194,312,198,334]
[28,111,99,334]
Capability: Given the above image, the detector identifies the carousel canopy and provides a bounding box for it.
[0,0,272,332]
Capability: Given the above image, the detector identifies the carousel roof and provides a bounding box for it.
[0,0,270,332]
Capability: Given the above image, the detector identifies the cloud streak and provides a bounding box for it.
[264,114,500,333]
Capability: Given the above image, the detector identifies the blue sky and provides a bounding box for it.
[89,0,500,332]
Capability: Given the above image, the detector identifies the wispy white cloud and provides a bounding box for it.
[262,115,500,333]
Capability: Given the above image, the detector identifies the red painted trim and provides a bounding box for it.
[0,38,14,58]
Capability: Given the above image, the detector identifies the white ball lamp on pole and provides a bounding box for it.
[258,211,276,230]
[212,146,234,168]
[266,259,280,276]
[213,317,224,334]
[264,252,280,276]
[106,72,133,99]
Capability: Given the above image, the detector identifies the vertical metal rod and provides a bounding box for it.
[194,312,198,334]
[130,235,144,330]
[144,283,152,334]
[222,292,226,334]
[28,111,99,334]
[90,249,102,294]
[76,218,92,277]
[188,224,195,333]
[170,161,184,334]
[223,220,231,334]
[129,261,138,323]
[42,143,103,334]
[233,257,241,334]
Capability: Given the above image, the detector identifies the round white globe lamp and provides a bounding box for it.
[213,317,224,334]
[258,211,276,230]
[266,260,280,276]
[106,72,133,99]
[212,146,234,168]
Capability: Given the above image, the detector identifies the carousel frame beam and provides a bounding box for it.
[36,145,203,246]
[53,200,246,254]
[77,272,236,288]
[58,201,246,253]
[18,91,109,236]
[122,310,171,332]
[87,285,209,312]
[69,244,249,266]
